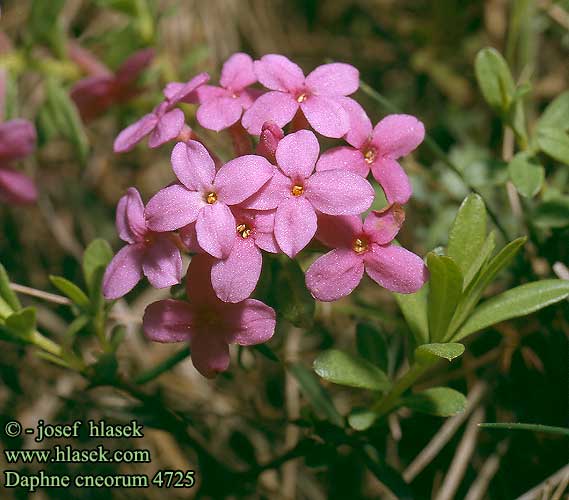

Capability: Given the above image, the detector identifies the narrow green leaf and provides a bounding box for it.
[537,91,569,132]
[427,254,463,342]
[288,362,343,427]
[463,231,496,288]
[402,387,466,417]
[533,197,569,229]
[394,286,429,344]
[65,315,90,339]
[508,152,544,198]
[313,349,391,392]
[348,408,377,431]
[447,194,487,276]
[135,346,191,385]
[252,344,280,363]
[82,239,113,293]
[537,127,569,165]
[356,322,388,373]
[474,47,516,114]
[455,280,569,340]
[5,307,36,341]
[49,276,89,308]
[479,422,569,437]
[0,263,21,311]
[415,343,465,363]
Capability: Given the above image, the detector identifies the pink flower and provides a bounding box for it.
[103,188,182,299]
[0,119,37,205]
[71,47,155,122]
[305,204,428,301]
[211,207,279,303]
[243,129,374,257]
[242,55,359,138]
[144,140,274,259]
[143,254,276,378]
[255,121,284,164]
[113,73,209,153]
[316,101,425,204]
[192,53,260,132]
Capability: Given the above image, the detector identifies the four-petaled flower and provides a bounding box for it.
[244,129,374,257]
[242,55,359,138]
[144,140,274,259]
[317,101,425,204]
[143,254,276,378]
[113,73,209,153]
[103,188,183,299]
[305,204,428,301]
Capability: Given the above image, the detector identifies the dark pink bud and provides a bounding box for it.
[256,121,283,164]
[0,167,38,205]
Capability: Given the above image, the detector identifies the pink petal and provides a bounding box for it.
[214,155,274,205]
[254,54,304,92]
[305,248,365,301]
[190,333,230,378]
[167,72,210,106]
[102,243,145,299]
[113,113,158,153]
[186,253,219,304]
[70,77,115,121]
[363,204,405,245]
[211,238,262,303]
[171,140,215,191]
[364,244,428,293]
[143,299,193,343]
[145,184,204,231]
[305,170,374,215]
[315,213,361,249]
[371,158,412,204]
[275,129,319,179]
[238,88,263,109]
[274,196,317,257]
[196,96,243,131]
[220,52,257,91]
[239,168,290,210]
[300,95,349,138]
[305,62,359,96]
[339,96,372,148]
[195,202,236,259]
[68,41,113,77]
[224,299,276,345]
[147,108,185,148]
[115,48,155,85]
[315,146,369,177]
[142,237,183,288]
[0,119,37,161]
[372,114,425,159]
[242,91,298,135]
[0,167,37,205]
[116,187,146,243]
[193,85,227,103]
[250,210,280,253]
[179,221,202,253]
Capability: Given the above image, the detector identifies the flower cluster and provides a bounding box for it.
[103,53,428,377]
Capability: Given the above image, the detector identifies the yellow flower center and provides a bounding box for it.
[364,148,376,164]
[236,223,252,239]
[352,237,369,254]
[206,192,217,204]
[291,184,304,196]
[296,93,308,103]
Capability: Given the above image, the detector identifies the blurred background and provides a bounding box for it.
[0,0,568,499]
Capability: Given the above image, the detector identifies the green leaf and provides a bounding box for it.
[44,78,89,163]
[537,91,569,132]
[394,286,429,344]
[29,0,66,56]
[0,263,21,311]
[427,254,463,342]
[5,307,36,341]
[313,349,391,392]
[49,276,89,308]
[252,344,280,363]
[479,422,569,437]
[348,409,378,431]
[533,197,569,229]
[65,315,90,339]
[463,231,496,288]
[508,152,544,198]
[455,280,569,340]
[288,362,343,427]
[474,47,515,114]
[356,322,388,373]
[537,127,569,165]
[447,194,487,276]
[270,257,315,328]
[82,239,113,293]
[415,343,465,363]
[402,387,466,416]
